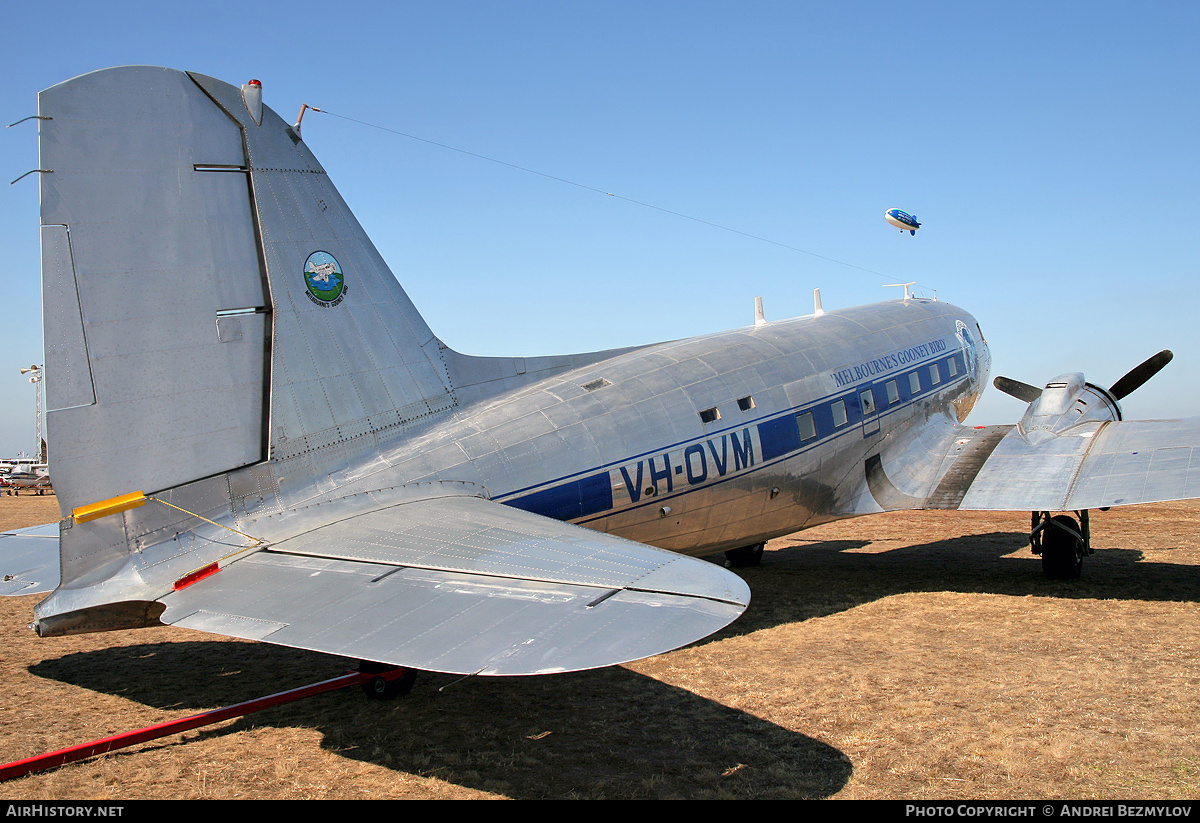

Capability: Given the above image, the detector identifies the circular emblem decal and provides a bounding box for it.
[303,251,347,307]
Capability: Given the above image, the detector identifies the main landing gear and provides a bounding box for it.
[1030,510,1093,579]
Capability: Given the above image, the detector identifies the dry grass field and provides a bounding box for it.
[2,493,1198,799]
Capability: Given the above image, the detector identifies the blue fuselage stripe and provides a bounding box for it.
[505,473,614,521]
[501,348,969,522]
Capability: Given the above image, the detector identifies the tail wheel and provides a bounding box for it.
[724,542,764,568]
[359,665,417,700]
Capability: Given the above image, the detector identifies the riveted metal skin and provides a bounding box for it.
[10,67,1200,676]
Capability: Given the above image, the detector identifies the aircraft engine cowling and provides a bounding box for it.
[995,350,1173,446]
[1016,373,1121,445]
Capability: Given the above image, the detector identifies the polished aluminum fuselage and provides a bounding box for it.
[29,67,1200,675]
[30,67,988,641]
[291,297,990,558]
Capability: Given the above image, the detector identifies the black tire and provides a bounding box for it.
[724,542,765,568]
[1041,515,1084,579]
[361,667,417,700]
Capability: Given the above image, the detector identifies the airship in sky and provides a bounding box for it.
[885,208,921,235]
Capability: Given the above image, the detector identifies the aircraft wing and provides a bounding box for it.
[0,523,61,596]
[868,418,1200,513]
[159,494,750,676]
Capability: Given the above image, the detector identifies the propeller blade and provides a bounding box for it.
[994,376,1042,403]
[1109,350,1174,400]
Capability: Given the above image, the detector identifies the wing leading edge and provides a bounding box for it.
[868,417,1200,513]
[159,494,750,676]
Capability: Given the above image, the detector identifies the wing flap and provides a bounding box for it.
[160,497,748,675]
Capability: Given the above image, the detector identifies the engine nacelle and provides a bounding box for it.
[1017,372,1122,444]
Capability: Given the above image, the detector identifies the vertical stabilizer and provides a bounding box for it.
[38,67,457,518]
[40,67,269,511]
[185,72,457,471]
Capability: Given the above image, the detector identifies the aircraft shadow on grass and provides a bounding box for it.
[25,524,1200,797]
[726,527,1200,632]
[28,639,850,799]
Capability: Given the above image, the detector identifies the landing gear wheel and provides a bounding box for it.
[724,542,764,568]
[1040,514,1084,580]
[359,665,417,700]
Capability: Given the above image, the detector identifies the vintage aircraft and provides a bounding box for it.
[2,67,1198,685]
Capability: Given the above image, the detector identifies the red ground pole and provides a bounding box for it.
[0,668,404,781]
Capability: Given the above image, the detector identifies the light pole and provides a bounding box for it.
[19,365,44,463]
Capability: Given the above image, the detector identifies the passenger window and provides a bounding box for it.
[886,380,899,404]
[832,399,847,427]
[930,364,941,385]
[948,358,958,377]
[699,407,721,423]
[797,411,816,441]
[737,395,755,411]
[909,372,921,394]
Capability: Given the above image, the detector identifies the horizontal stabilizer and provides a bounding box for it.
[160,496,749,675]
[0,524,61,595]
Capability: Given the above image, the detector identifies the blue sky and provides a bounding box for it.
[1,1,1196,458]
